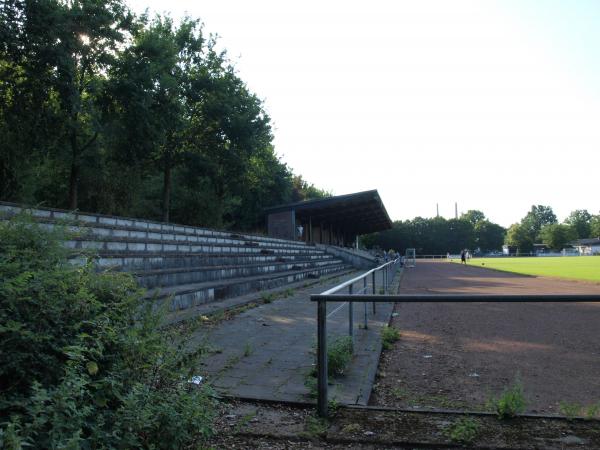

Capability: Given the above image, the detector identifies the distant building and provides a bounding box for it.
[533,243,551,255]
[502,244,517,255]
[570,238,600,256]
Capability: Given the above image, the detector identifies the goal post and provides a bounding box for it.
[405,248,416,268]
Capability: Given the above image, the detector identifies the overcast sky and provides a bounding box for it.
[128,0,600,227]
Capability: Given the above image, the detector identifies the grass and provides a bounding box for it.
[558,401,600,420]
[302,416,328,438]
[454,256,600,283]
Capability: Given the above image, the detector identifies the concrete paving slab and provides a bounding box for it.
[192,267,403,406]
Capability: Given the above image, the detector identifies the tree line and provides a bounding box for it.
[506,206,600,252]
[363,206,600,255]
[0,0,327,231]
[362,210,506,255]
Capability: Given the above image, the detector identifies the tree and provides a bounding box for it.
[520,205,557,241]
[590,215,600,238]
[122,16,205,222]
[474,220,505,252]
[540,224,577,250]
[50,0,134,209]
[0,4,322,231]
[505,223,533,253]
[460,210,486,225]
[290,175,330,202]
[564,209,592,239]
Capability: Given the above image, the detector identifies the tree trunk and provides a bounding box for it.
[162,153,172,223]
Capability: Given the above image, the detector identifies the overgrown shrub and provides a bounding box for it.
[0,214,215,448]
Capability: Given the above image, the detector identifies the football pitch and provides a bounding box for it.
[457,256,600,283]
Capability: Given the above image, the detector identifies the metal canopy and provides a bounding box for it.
[265,189,393,235]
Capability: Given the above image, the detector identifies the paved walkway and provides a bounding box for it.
[192,268,401,405]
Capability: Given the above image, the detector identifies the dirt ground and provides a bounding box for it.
[370,260,600,415]
[204,399,600,449]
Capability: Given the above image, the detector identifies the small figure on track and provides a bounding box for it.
[460,249,466,264]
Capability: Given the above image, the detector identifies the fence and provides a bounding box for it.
[310,272,600,417]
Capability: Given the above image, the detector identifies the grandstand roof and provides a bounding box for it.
[264,189,393,235]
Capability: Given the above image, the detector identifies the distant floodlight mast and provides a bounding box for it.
[405,248,416,268]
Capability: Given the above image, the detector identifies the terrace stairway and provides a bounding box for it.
[0,202,352,314]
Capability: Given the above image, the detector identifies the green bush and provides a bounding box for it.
[0,214,215,448]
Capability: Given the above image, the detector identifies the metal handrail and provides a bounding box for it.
[311,282,600,417]
[320,259,399,295]
[310,259,402,418]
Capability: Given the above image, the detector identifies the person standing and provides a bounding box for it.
[460,249,466,264]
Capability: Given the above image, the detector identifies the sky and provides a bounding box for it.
[128,0,600,227]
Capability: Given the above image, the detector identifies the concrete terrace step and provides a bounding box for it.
[134,258,344,289]
[0,201,305,248]
[90,252,336,271]
[145,263,350,311]
[47,221,311,250]
[64,236,323,256]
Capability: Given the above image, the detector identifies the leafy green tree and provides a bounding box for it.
[520,205,557,241]
[0,0,65,202]
[0,3,321,231]
[460,210,486,225]
[505,223,533,253]
[589,215,600,238]
[291,175,331,202]
[564,209,592,239]
[474,220,505,252]
[540,223,577,250]
[115,15,205,222]
[51,0,134,209]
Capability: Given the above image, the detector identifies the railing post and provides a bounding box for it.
[317,298,328,417]
[372,271,376,314]
[348,284,354,338]
[363,277,368,329]
[383,266,387,294]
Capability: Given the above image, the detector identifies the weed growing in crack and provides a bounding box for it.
[489,381,526,419]
[326,336,354,376]
[261,292,275,303]
[304,336,354,398]
[302,416,328,438]
[444,417,480,444]
[381,325,400,350]
[586,403,600,419]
